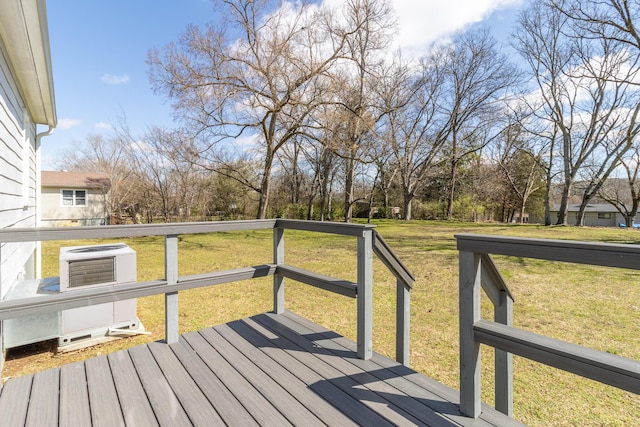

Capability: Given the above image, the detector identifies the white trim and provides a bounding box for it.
[0,0,56,126]
[60,189,87,207]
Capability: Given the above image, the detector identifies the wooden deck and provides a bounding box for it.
[0,311,524,426]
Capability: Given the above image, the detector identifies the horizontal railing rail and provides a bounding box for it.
[0,220,413,369]
[456,233,640,419]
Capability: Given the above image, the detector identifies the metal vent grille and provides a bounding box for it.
[68,257,115,288]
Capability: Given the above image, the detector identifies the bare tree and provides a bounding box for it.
[494,123,547,223]
[61,133,136,224]
[438,28,520,220]
[124,127,180,222]
[552,0,640,53]
[148,0,352,219]
[376,53,445,220]
[598,147,640,227]
[325,0,396,222]
[516,0,640,225]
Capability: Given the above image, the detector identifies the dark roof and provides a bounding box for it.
[41,171,111,189]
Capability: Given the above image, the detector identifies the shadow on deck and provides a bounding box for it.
[0,311,523,426]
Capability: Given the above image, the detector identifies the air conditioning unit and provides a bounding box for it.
[58,243,141,349]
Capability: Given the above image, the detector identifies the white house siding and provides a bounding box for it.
[41,187,108,226]
[0,39,38,301]
[578,212,617,227]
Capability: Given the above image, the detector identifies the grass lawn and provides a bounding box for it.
[2,220,639,426]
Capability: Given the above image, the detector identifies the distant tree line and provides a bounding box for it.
[61,0,640,225]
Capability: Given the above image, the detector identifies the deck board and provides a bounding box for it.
[84,356,125,427]
[107,349,158,426]
[1,311,526,426]
[182,330,293,427]
[127,344,192,426]
[216,320,362,427]
[146,341,225,426]
[167,339,259,426]
[198,326,326,426]
[251,314,458,426]
[246,315,430,426]
[221,319,394,426]
[0,373,32,426]
[277,310,517,427]
[26,367,59,427]
[59,362,91,427]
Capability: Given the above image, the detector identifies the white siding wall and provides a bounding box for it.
[0,38,38,301]
[41,187,109,226]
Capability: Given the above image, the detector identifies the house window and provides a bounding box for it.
[62,190,87,206]
[598,212,611,219]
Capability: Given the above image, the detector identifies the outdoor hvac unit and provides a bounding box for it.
[58,243,140,348]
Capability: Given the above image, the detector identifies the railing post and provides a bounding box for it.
[357,228,373,360]
[495,290,513,416]
[459,250,481,418]
[273,226,285,314]
[165,234,179,344]
[396,279,410,366]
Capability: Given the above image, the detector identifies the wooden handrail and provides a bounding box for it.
[457,234,640,419]
[0,220,414,368]
[372,230,415,288]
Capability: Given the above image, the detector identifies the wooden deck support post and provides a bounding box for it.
[357,228,373,360]
[459,250,481,418]
[396,279,410,366]
[495,290,514,416]
[165,234,179,344]
[273,227,285,314]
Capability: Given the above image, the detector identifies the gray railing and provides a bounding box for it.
[456,234,640,418]
[0,220,413,368]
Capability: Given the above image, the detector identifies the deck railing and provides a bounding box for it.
[456,234,640,418]
[0,220,413,370]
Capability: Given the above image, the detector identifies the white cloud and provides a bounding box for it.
[101,73,130,85]
[95,122,113,130]
[57,118,82,130]
[235,134,259,148]
[389,0,523,53]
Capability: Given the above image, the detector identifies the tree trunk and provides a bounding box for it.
[575,196,591,226]
[446,158,457,220]
[556,182,571,225]
[402,195,413,221]
[256,149,275,219]
[344,157,355,222]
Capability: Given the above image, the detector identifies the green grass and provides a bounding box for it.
[4,221,640,426]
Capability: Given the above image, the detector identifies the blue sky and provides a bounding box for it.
[41,0,524,170]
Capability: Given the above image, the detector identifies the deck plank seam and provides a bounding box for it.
[168,337,261,426]
[212,323,341,427]
[184,330,294,426]
[218,320,365,427]
[249,314,433,427]
[179,332,265,426]
[127,344,197,425]
[225,319,394,427]
[286,310,526,427]
[106,348,160,426]
[199,326,325,426]
[273,312,472,421]
[258,315,468,425]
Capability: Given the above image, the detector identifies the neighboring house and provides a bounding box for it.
[549,204,625,227]
[0,1,57,368]
[41,171,111,227]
